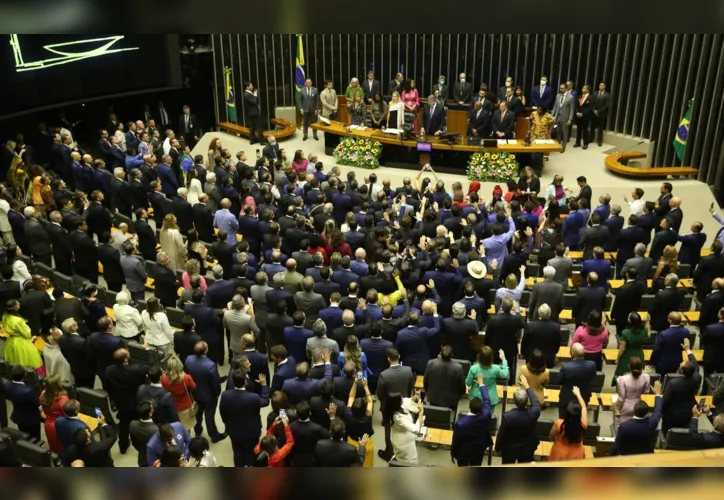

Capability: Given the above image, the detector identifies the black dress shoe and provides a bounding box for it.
[573,144,580,148]
[314,136,319,141]
[303,137,308,141]
[583,145,588,150]
[211,433,228,444]
[597,142,603,146]
[220,375,228,384]
[377,450,390,462]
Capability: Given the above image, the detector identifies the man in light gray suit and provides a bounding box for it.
[547,243,573,291]
[250,272,272,345]
[305,319,340,361]
[527,266,564,321]
[623,243,654,284]
[204,173,222,213]
[377,347,415,461]
[119,240,147,301]
[223,295,260,357]
[300,78,320,141]
[295,276,327,328]
[552,83,575,151]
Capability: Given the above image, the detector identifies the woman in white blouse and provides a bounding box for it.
[142,297,175,354]
[186,168,203,205]
[383,392,425,465]
[113,291,143,341]
[7,245,32,284]
[385,91,405,130]
[114,122,127,152]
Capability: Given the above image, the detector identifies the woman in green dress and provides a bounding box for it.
[466,345,509,412]
[344,78,365,104]
[3,299,44,375]
[612,312,648,386]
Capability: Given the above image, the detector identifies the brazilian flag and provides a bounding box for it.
[295,34,305,110]
[673,99,692,163]
[225,67,236,122]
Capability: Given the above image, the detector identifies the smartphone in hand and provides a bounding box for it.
[94,408,102,418]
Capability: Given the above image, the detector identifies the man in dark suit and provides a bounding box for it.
[157,155,178,200]
[423,94,446,135]
[602,204,625,251]
[700,279,724,335]
[611,381,663,455]
[580,214,609,260]
[623,243,654,284]
[450,385,492,467]
[129,168,148,212]
[152,252,180,308]
[314,417,366,466]
[192,194,214,242]
[184,290,224,364]
[58,319,95,388]
[650,218,679,264]
[243,81,264,144]
[395,311,441,374]
[362,71,380,104]
[655,182,673,220]
[64,417,117,467]
[689,403,724,449]
[423,346,466,411]
[129,400,158,467]
[502,87,523,117]
[55,400,92,455]
[485,298,525,385]
[2,366,42,439]
[615,216,644,277]
[133,209,157,262]
[432,74,449,103]
[494,376,541,464]
[69,219,99,284]
[237,334,270,394]
[171,188,194,234]
[205,265,237,310]
[282,355,333,405]
[581,247,613,290]
[376,348,415,461]
[174,316,202,365]
[269,346,296,392]
[289,400,330,466]
[573,84,594,149]
[521,306,562,368]
[46,210,73,276]
[442,303,478,363]
[558,343,597,417]
[531,75,553,110]
[592,81,610,146]
[149,182,173,227]
[86,190,112,241]
[528,267,564,322]
[97,232,125,292]
[610,267,646,334]
[492,101,516,139]
[694,241,724,301]
[702,305,724,390]
[649,274,686,332]
[467,101,491,138]
[103,347,149,453]
[573,273,607,327]
[360,323,393,392]
[309,379,345,429]
[185,341,227,443]
[212,231,236,280]
[178,105,200,148]
[332,361,363,404]
[677,222,706,269]
[136,365,179,425]
[110,168,133,218]
[637,202,659,246]
[23,207,52,266]
[659,346,700,433]
[220,367,270,466]
[452,72,472,104]
[7,202,29,256]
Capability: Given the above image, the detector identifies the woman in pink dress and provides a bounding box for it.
[401,80,420,131]
[291,150,309,175]
[39,374,69,454]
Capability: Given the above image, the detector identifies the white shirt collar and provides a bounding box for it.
[141,418,154,423]
[278,358,289,366]
[151,383,163,388]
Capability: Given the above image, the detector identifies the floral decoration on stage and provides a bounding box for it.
[466,151,518,182]
[333,137,382,169]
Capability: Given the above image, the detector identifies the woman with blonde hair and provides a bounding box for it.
[337,335,369,376]
[161,355,197,431]
[494,265,527,313]
[652,244,679,291]
[386,91,405,129]
[160,213,186,270]
[182,258,207,292]
[39,373,69,454]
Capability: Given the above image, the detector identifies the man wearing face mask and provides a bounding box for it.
[453,73,472,106]
[435,75,448,103]
[498,76,514,104]
[552,83,575,152]
[531,75,553,110]
[592,81,610,147]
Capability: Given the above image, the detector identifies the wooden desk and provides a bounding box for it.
[423,428,453,447]
[604,311,649,323]
[568,251,617,261]
[557,346,571,360]
[605,151,699,179]
[610,279,690,291]
[310,120,563,154]
[602,348,703,364]
[415,375,423,390]
[598,393,713,410]
[684,311,700,324]
[490,436,594,460]
[218,119,296,141]
[525,277,574,289]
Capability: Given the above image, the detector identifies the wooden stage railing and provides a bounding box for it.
[217,118,296,141]
[605,151,699,179]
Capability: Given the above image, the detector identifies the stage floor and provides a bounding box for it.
[195,128,716,245]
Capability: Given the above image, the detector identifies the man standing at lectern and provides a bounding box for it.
[301,78,320,142]
[467,101,491,138]
[492,101,515,140]
[593,81,610,147]
[243,82,264,145]
[424,95,446,136]
[552,83,574,152]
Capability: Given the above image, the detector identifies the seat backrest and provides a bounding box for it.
[488,416,498,435]
[678,264,691,279]
[77,387,112,421]
[103,289,118,309]
[583,422,601,446]
[128,341,162,367]
[145,260,156,276]
[113,212,133,228]
[535,418,555,441]
[488,289,497,305]
[136,299,147,312]
[16,440,52,467]
[422,404,454,430]
[0,428,31,443]
[35,262,54,280]
[663,372,683,390]
[520,290,531,307]
[562,293,577,309]
[648,373,661,387]
[591,372,606,393]
[71,274,90,296]
[639,294,656,311]
[52,272,74,294]
[642,330,658,347]
[664,428,698,450]
[679,295,694,311]
[0,360,8,378]
[604,295,613,310]
[547,368,562,388]
[166,307,185,328]
[687,330,697,348]
[526,263,540,278]
[559,328,570,346]
[452,359,471,377]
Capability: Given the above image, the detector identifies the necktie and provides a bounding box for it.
[501,111,505,122]
[185,115,189,132]
[430,105,435,117]
[599,92,603,99]
[540,86,544,97]
[307,88,310,97]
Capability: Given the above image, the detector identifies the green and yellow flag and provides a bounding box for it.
[225,67,236,122]
[295,34,305,110]
[673,99,691,163]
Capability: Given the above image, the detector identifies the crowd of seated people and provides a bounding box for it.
[2,103,724,468]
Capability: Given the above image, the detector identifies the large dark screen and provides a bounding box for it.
[1,34,172,117]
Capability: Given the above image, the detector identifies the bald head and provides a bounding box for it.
[342,309,355,326]
[324,202,333,214]
[221,198,231,209]
[422,299,434,315]
[571,343,585,359]
[713,278,724,291]
[670,197,681,208]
